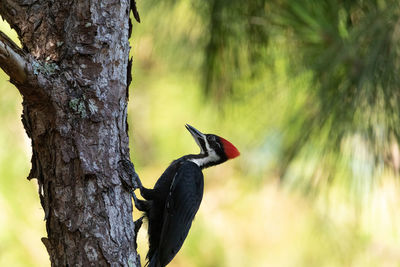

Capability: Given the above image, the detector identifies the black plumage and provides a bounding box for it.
[129,124,240,267]
[145,160,203,267]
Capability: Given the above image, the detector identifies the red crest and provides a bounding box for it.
[220,137,240,159]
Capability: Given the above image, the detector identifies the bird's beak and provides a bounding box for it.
[185,124,206,152]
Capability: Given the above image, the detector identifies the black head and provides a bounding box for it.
[185,124,240,168]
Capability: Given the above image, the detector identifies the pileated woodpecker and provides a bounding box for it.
[128,124,240,267]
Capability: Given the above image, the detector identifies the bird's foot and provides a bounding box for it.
[119,159,143,190]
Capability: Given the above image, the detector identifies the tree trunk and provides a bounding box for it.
[0,0,140,266]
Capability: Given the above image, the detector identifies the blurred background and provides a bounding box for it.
[1,0,400,266]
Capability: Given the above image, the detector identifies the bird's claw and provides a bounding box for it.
[119,159,143,190]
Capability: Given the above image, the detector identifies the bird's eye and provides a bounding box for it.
[207,135,215,142]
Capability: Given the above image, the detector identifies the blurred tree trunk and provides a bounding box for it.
[0,0,140,266]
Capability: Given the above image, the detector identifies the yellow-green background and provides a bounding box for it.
[1,2,400,266]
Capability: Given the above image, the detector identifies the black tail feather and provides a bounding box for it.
[148,250,160,267]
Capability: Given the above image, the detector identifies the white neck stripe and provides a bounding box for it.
[189,151,220,168]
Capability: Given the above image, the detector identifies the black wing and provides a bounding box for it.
[158,161,204,266]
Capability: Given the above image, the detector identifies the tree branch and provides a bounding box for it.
[0,31,27,84]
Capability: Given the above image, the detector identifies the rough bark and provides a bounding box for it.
[0,0,140,266]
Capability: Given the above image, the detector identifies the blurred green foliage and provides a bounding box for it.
[1,0,400,266]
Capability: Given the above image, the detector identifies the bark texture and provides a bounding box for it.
[0,0,139,266]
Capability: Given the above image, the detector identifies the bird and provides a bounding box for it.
[130,124,240,267]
